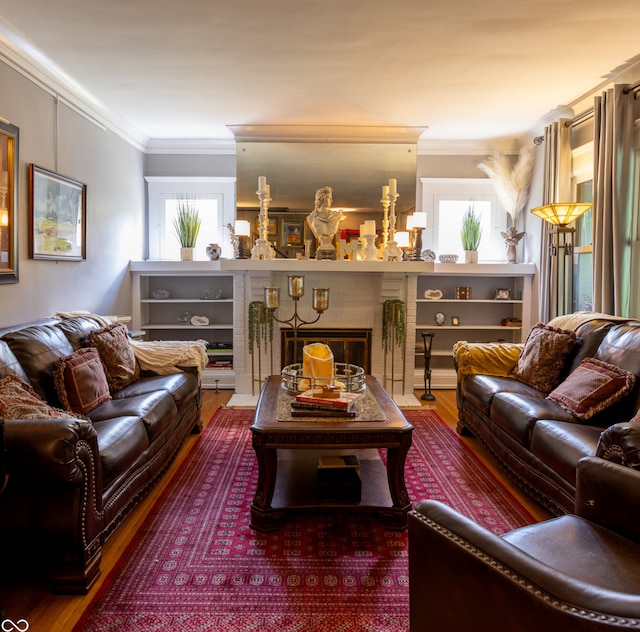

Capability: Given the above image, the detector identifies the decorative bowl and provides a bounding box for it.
[151,289,170,299]
[438,254,459,264]
[281,362,365,395]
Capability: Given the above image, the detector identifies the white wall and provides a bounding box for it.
[0,61,145,326]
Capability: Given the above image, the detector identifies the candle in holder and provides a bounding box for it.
[312,288,330,313]
[382,185,389,199]
[264,287,280,310]
[288,275,304,298]
[389,178,397,196]
[258,176,267,193]
[364,220,376,235]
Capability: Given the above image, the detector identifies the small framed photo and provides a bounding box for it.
[495,288,511,300]
[29,164,86,261]
[451,316,460,326]
[456,286,471,300]
[281,218,304,248]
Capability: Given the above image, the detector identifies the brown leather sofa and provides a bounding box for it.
[0,315,203,593]
[409,456,640,631]
[455,317,640,515]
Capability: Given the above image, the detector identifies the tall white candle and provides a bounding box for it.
[265,184,270,197]
[258,176,267,193]
[360,224,367,235]
[389,179,397,195]
[382,185,389,199]
[365,220,376,234]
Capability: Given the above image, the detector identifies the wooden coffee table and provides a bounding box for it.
[249,375,413,532]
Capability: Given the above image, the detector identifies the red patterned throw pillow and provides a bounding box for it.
[54,347,111,414]
[87,322,139,392]
[0,373,79,420]
[514,323,577,394]
[548,357,636,420]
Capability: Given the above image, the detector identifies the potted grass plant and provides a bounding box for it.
[461,206,481,264]
[173,196,201,261]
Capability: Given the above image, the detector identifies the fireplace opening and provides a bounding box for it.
[281,328,372,374]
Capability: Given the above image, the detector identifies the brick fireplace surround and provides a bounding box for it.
[222,259,433,400]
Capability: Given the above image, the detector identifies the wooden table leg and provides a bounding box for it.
[381,432,413,530]
[249,433,285,532]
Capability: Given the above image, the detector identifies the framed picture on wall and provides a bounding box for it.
[29,164,86,261]
[280,218,304,248]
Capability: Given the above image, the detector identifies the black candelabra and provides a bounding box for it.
[421,332,435,401]
[264,275,330,364]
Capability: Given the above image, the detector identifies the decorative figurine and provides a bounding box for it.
[500,226,525,264]
[306,186,346,260]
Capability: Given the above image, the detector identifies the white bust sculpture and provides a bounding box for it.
[306,186,346,259]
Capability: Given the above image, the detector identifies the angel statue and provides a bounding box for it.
[500,226,525,264]
[306,186,346,260]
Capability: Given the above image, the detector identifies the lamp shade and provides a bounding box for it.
[235,219,251,236]
[530,203,592,226]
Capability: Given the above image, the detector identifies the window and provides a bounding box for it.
[420,178,508,262]
[571,140,594,312]
[146,177,236,260]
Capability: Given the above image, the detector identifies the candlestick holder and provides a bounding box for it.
[383,191,403,261]
[360,234,378,261]
[264,275,330,364]
[252,188,276,260]
[379,193,390,258]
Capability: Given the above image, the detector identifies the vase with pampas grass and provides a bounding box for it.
[478,147,535,263]
[478,147,535,229]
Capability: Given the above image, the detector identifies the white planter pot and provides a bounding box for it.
[464,250,478,264]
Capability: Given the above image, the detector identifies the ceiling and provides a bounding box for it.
[1,0,640,148]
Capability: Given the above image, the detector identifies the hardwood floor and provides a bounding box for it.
[1,388,551,631]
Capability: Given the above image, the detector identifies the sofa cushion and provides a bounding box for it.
[515,323,577,394]
[87,322,139,392]
[92,415,150,489]
[54,347,111,415]
[490,392,576,446]
[88,391,178,443]
[548,358,636,421]
[0,373,79,421]
[529,420,603,485]
[113,372,199,412]
[461,374,543,416]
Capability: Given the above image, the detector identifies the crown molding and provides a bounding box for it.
[227,124,427,144]
[145,138,236,154]
[0,17,149,151]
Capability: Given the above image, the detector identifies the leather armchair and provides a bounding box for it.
[408,456,640,631]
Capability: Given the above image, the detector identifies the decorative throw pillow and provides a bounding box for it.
[0,373,79,420]
[547,357,636,420]
[514,323,577,393]
[87,322,139,392]
[54,347,111,414]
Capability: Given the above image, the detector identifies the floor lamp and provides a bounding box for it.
[530,203,592,319]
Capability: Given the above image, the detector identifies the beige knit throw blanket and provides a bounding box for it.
[548,311,637,331]
[55,311,209,378]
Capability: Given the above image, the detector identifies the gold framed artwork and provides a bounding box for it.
[280,218,305,248]
[0,119,18,284]
[29,164,87,261]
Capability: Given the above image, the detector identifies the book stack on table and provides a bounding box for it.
[290,387,364,418]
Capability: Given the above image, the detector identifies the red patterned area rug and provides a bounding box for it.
[75,408,534,632]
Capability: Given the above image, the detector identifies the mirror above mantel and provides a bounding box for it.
[230,125,425,217]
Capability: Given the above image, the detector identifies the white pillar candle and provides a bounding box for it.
[360,223,367,235]
[365,220,376,234]
[389,179,397,195]
[258,176,267,193]
[412,212,427,228]
[382,185,389,199]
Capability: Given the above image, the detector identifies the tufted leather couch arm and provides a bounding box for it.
[4,417,100,486]
[595,422,640,469]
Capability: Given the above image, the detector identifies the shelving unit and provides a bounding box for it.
[413,263,536,389]
[130,261,235,389]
